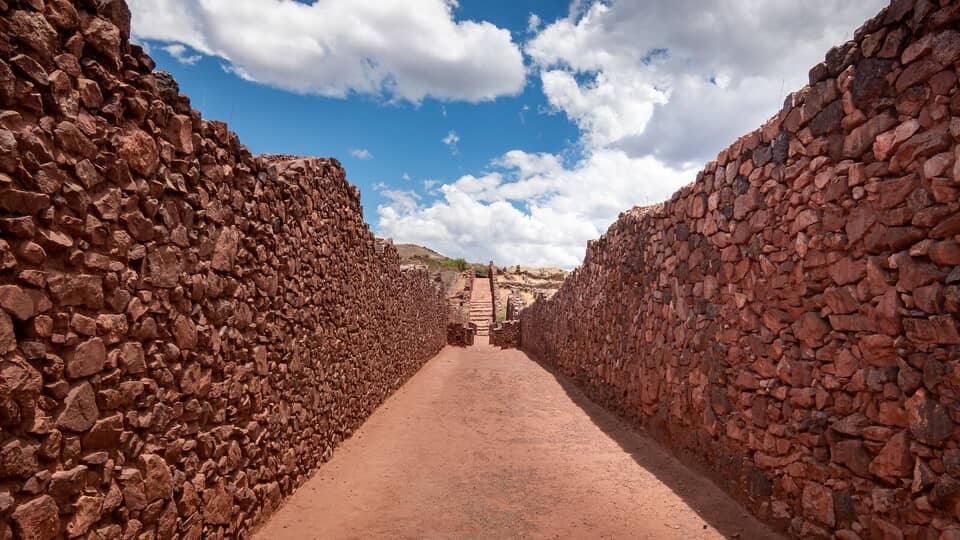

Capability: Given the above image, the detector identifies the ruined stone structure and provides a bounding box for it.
[490,295,522,349]
[446,321,475,347]
[445,270,476,347]
[523,2,960,538]
[0,1,447,538]
[505,294,523,322]
[488,262,499,325]
[490,321,519,349]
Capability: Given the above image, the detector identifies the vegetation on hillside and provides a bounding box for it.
[395,244,488,275]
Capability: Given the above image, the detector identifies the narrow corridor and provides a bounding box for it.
[253,343,779,539]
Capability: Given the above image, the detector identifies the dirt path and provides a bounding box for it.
[254,344,780,540]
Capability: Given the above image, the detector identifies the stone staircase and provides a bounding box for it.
[469,301,493,336]
[468,275,494,341]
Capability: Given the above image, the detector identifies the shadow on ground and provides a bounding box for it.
[525,353,784,540]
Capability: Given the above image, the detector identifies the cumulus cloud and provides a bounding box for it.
[161,43,202,65]
[527,0,887,166]
[377,0,887,267]
[377,148,695,267]
[350,148,373,160]
[540,68,667,147]
[379,189,422,213]
[128,0,526,103]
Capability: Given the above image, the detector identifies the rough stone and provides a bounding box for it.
[802,482,836,527]
[202,484,233,525]
[906,389,956,445]
[0,439,38,479]
[65,496,102,538]
[140,454,174,502]
[868,430,913,480]
[65,337,105,378]
[55,382,99,432]
[116,128,158,177]
[11,495,58,540]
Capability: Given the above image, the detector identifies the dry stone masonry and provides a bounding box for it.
[491,294,522,349]
[0,1,447,538]
[490,321,519,349]
[523,1,960,538]
[488,262,499,324]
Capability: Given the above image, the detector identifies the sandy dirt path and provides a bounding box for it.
[253,344,780,540]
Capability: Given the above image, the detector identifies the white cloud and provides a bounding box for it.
[161,43,202,65]
[402,173,411,181]
[350,148,373,160]
[423,179,439,190]
[128,0,526,103]
[527,0,887,166]
[442,130,460,155]
[379,189,422,213]
[540,68,667,147]
[377,148,695,267]
[527,13,541,33]
[377,0,888,268]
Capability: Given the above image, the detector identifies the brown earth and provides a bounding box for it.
[252,343,781,540]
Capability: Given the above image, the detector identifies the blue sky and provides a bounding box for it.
[129,0,885,267]
[145,1,578,223]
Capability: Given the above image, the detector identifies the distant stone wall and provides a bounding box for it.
[505,295,523,322]
[451,269,474,323]
[447,322,475,347]
[522,1,960,538]
[0,1,447,538]
[491,321,519,349]
[488,263,499,323]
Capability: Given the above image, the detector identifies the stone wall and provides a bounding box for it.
[490,321,519,349]
[0,1,448,538]
[446,322,475,347]
[505,294,523,322]
[522,1,960,538]
[488,262,499,323]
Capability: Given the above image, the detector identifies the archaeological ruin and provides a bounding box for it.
[0,1,449,537]
[522,1,960,537]
[0,0,959,538]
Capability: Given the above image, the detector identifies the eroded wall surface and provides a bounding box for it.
[0,1,447,538]
[522,1,960,538]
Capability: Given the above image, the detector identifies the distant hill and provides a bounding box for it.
[394,243,488,275]
[395,244,448,262]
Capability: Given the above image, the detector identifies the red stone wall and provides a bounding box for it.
[522,2,960,538]
[0,1,447,538]
[491,321,519,349]
[447,322,475,347]
[488,262,499,323]
[505,294,523,322]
